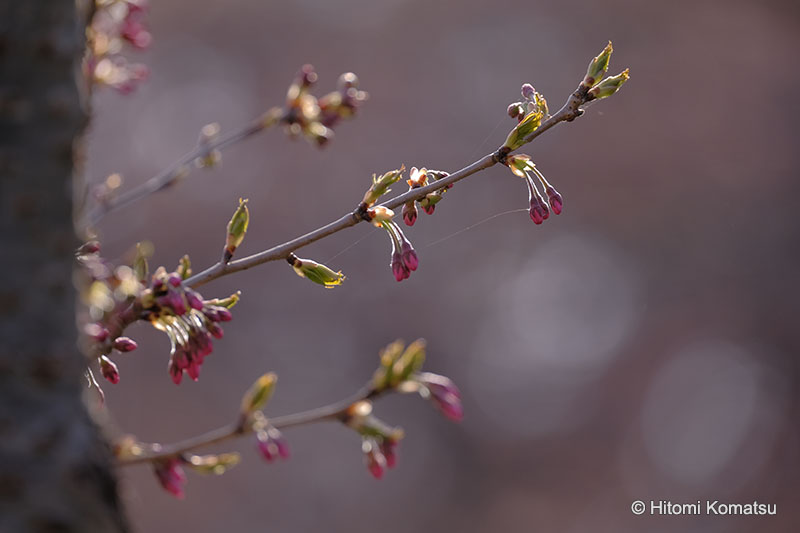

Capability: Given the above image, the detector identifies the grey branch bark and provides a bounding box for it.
[0,3,128,532]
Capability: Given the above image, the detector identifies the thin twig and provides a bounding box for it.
[118,385,376,466]
[86,108,284,227]
[185,89,587,289]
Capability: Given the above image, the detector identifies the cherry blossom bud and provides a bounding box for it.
[184,288,204,311]
[154,458,187,499]
[400,241,418,272]
[213,306,233,322]
[546,186,564,215]
[380,437,399,469]
[521,83,535,100]
[402,201,417,226]
[337,72,359,91]
[297,64,317,88]
[113,337,138,353]
[167,291,187,316]
[206,321,224,339]
[362,438,386,479]
[417,372,463,422]
[256,427,290,462]
[99,355,120,384]
[507,102,524,119]
[85,323,109,342]
[168,359,183,385]
[391,250,409,282]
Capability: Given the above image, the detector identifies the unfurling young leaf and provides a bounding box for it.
[287,253,345,288]
[240,372,277,416]
[502,111,543,151]
[224,198,250,263]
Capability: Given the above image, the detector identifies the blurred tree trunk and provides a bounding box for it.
[0,2,128,532]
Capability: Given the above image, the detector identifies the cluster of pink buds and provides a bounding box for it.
[401,167,452,225]
[86,0,151,93]
[505,154,563,225]
[153,457,187,499]
[372,215,418,282]
[142,267,237,384]
[255,425,291,463]
[507,83,550,122]
[362,435,400,480]
[284,65,368,147]
[343,400,405,480]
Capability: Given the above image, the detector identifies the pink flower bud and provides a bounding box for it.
[364,443,385,480]
[185,359,201,381]
[391,251,410,282]
[402,201,417,226]
[401,242,418,272]
[168,359,183,385]
[85,323,109,342]
[113,337,138,353]
[154,458,187,499]
[418,373,463,422]
[166,291,187,315]
[206,321,224,339]
[256,427,290,462]
[214,307,233,322]
[380,438,399,469]
[529,202,546,224]
[521,83,536,100]
[184,289,204,311]
[99,356,120,385]
[545,186,563,215]
[167,273,182,287]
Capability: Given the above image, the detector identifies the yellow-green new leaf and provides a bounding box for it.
[241,372,277,416]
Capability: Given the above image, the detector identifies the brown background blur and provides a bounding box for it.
[88,0,800,531]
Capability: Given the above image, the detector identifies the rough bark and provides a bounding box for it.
[0,2,128,532]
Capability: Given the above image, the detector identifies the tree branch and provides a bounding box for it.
[185,88,588,288]
[118,384,377,466]
[85,107,285,227]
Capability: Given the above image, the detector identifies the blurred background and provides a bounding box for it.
[87,0,799,531]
